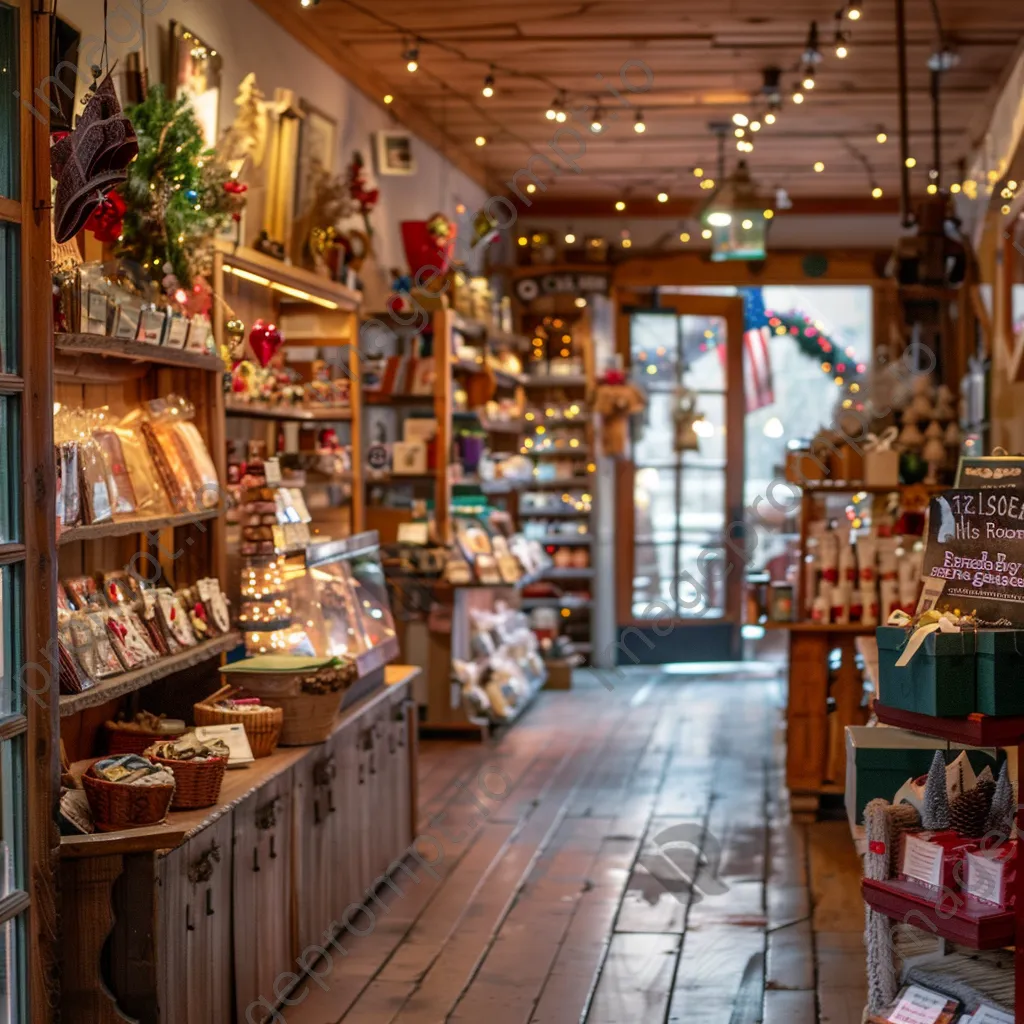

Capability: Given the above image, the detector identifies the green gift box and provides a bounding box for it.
[877,625,976,717]
[976,629,1024,716]
[845,725,1001,827]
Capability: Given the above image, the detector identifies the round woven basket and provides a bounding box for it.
[193,686,283,758]
[150,755,227,810]
[82,764,175,832]
[105,723,183,756]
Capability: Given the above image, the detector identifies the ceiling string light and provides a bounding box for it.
[846,1,863,20]
[634,110,647,134]
[482,69,495,98]
[402,42,419,73]
[834,14,850,58]
[590,107,605,134]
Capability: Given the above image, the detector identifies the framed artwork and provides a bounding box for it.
[167,22,223,148]
[295,99,338,219]
[374,130,416,176]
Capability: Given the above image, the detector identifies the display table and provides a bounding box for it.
[766,622,872,814]
[60,665,420,1024]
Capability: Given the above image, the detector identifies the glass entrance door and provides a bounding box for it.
[618,296,745,659]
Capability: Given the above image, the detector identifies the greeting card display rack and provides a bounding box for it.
[862,703,1024,1022]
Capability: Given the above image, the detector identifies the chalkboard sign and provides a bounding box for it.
[955,455,1024,489]
[922,489,1024,625]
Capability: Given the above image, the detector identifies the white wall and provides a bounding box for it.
[61,0,488,275]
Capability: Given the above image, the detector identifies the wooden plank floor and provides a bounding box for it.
[283,668,866,1024]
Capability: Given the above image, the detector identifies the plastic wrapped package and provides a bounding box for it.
[93,429,138,515]
[58,442,81,528]
[112,424,168,514]
[141,396,219,512]
[78,439,114,524]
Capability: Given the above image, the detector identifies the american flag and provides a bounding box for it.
[739,287,774,412]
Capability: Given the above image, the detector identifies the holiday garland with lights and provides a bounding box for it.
[764,307,866,401]
[115,85,246,292]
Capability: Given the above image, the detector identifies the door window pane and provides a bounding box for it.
[0,566,23,717]
[0,225,18,375]
[0,398,20,543]
[0,4,19,202]
[0,738,24,896]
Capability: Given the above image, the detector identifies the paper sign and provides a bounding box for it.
[888,986,950,1024]
[900,835,944,888]
[956,455,1024,489]
[971,1005,1014,1024]
[965,850,1006,905]
[194,724,254,767]
[264,458,282,485]
[922,490,1024,625]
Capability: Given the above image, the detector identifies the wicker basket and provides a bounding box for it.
[82,763,175,832]
[219,657,357,746]
[193,685,283,759]
[150,755,227,810]
[106,721,183,756]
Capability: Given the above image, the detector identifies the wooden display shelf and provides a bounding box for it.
[542,567,594,579]
[801,482,949,495]
[520,507,591,518]
[873,702,1024,747]
[536,534,592,545]
[58,632,242,718]
[224,401,352,422]
[762,621,874,633]
[529,446,590,457]
[523,375,588,388]
[479,419,523,435]
[216,241,362,312]
[862,877,1014,949]
[60,664,419,855]
[59,508,221,545]
[54,333,226,375]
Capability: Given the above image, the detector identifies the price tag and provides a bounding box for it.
[888,986,949,1024]
[900,836,944,888]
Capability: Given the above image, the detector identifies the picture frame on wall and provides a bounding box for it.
[167,22,223,149]
[374,130,416,176]
[295,99,338,219]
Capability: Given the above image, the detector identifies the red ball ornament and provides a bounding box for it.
[248,319,284,368]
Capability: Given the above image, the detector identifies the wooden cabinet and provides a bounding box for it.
[61,670,419,1024]
[233,771,296,1022]
[156,817,234,1024]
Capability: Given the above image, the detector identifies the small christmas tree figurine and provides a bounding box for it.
[984,761,1016,841]
[922,750,950,829]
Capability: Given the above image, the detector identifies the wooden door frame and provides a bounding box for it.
[11,0,58,1020]
[613,289,745,631]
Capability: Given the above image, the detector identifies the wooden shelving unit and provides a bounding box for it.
[861,705,1024,1020]
[214,242,364,548]
[58,632,241,717]
[55,333,225,375]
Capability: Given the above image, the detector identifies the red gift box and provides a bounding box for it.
[965,840,1017,908]
[899,831,979,892]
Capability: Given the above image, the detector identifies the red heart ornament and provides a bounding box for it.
[249,319,284,368]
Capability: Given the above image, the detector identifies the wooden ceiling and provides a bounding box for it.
[254,0,1024,209]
